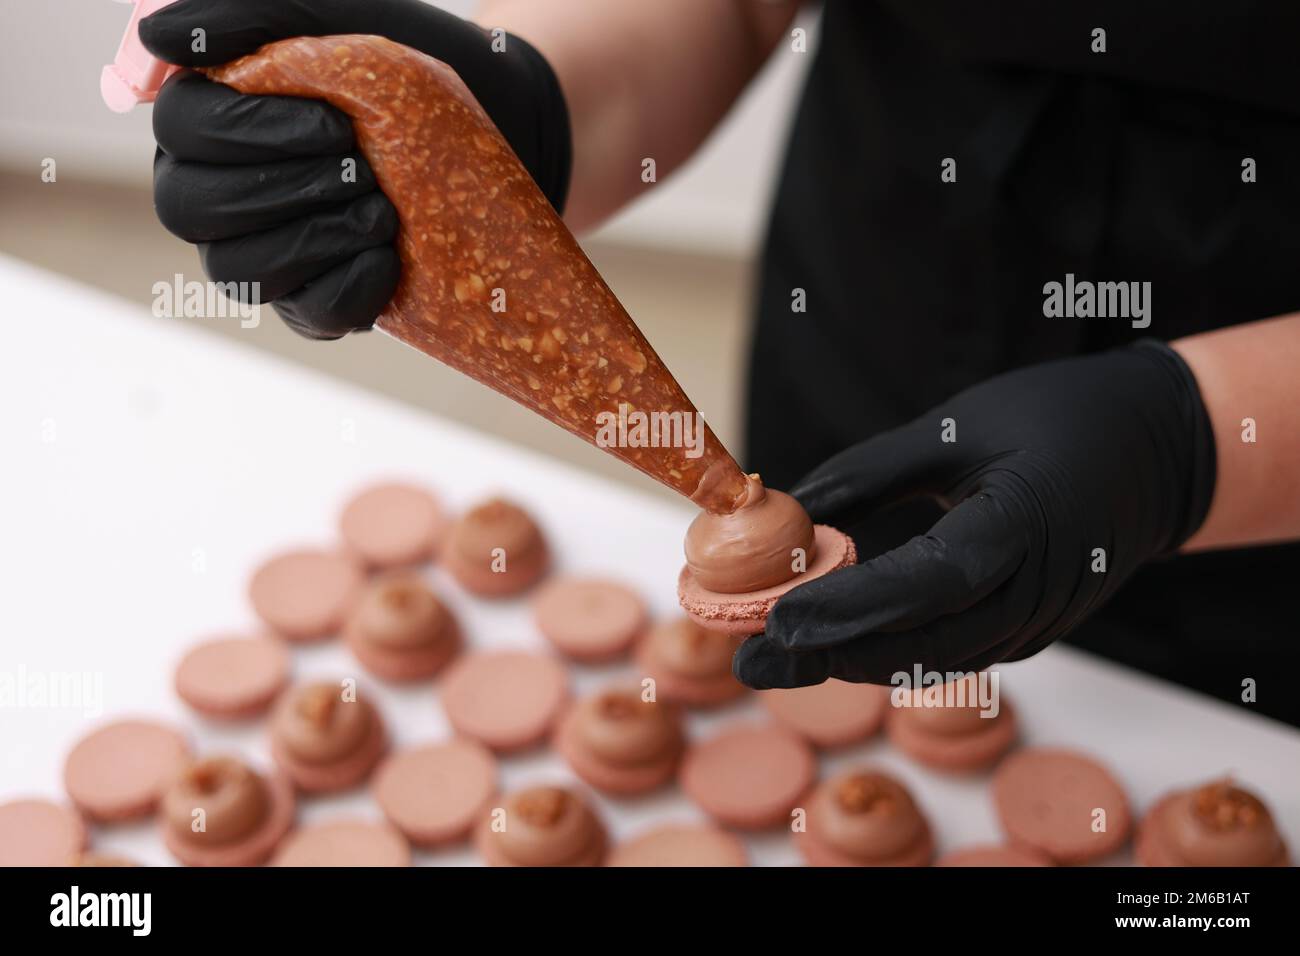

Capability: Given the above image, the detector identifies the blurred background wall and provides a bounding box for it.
[0,1,816,501]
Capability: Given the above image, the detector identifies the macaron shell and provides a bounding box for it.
[533,577,647,662]
[679,724,816,830]
[249,549,364,642]
[270,702,388,794]
[272,819,411,867]
[339,482,445,569]
[993,748,1132,864]
[344,614,461,683]
[935,844,1054,867]
[372,740,498,846]
[161,771,295,867]
[887,698,1019,771]
[1135,793,1291,867]
[440,651,568,752]
[174,636,291,719]
[608,824,748,867]
[63,719,191,822]
[795,823,934,867]
[682,612,767,638]
[678,525,856,634]
[760,679,889,748]
[554,706,681,795]
[0,799,87,866]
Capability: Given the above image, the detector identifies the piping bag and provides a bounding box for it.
[103,8,750,514]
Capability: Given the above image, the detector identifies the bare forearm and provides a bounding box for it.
[1174,313,1300,550]
[476,0,797,232]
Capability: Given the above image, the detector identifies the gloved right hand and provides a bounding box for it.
[140,0,573,339]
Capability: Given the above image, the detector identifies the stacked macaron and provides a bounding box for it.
[677,475,856,636]
[1136,779,1290,867]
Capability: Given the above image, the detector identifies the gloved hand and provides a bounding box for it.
[735,340,1217,688]
[140,0,572,339]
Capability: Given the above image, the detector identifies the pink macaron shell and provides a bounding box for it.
[440,651,568,753]
[993,748,1132,865]
[372,740,499,847]
[1134,794,1181,868]
[174,635,291,720]
[936,844,1054,867]
[248,549,364,642]
[339,482,445,570]
[273,819,412,867]
[161,771,296,867]
[1134,794,1184,867]
[760,679,889,749]
[886,698,1019,772]
[679,723,816,830]
[533,577,647,663]
[0,799,87,866]
[682,612,767,637]
[678,525,856,635]
[270,703,388,794]
[607,824,749,867]
[553,706,681,796]
[63,719,191,822]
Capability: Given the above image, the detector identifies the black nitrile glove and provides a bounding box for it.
[735,341,1217,688]
[140,0,572,339]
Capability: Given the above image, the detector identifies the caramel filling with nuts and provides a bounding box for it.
[273,682,371,764]
[515,787,568,828]
[453,498,543,565]
[297,684,339,728]
[1191,781,1264,831]
[836,774,895,815]
[597,692,639,721]
[812,770,927,861]
[189,762,225,796]
[382,583,420,613]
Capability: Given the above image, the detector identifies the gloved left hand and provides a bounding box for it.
[735,340,1216,688]
[140,0,573,340]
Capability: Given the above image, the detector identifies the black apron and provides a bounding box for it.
[748,1,1300,726]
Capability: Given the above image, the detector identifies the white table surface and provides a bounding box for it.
[2,254,1297,867]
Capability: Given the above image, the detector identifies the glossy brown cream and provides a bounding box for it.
[802,771,933,867]
[159,756,296,866]
[1138,780,1289,867]
[683,475,815,593]
[162,757,268,846]
[476,786,606,867]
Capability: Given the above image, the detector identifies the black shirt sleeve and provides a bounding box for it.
[883,1,1300,115]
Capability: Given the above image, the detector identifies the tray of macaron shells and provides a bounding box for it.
[4,478,1292,868]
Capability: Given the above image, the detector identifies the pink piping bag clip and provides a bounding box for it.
[101,0,183,112]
